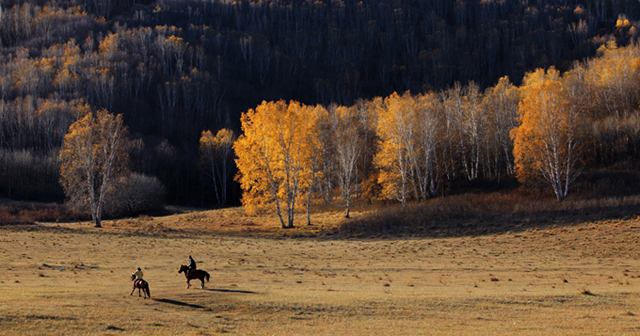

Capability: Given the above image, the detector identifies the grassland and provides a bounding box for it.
[0,206,639,335]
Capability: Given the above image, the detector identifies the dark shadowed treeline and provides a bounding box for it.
[0,0,638,206]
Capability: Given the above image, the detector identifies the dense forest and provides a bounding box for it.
[0,0,639,209]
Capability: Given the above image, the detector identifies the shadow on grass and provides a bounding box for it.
[203,288,258,294]
[153,298,205,309]
[331,194,640,239]
[6,188,640,240]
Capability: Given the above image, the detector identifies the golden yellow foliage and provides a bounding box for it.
[511,71,587,200]
[581,42,640,119]
[616,15,631,29]
[373,92,416,205]
[234,100,323,228]
[59,109,129,227]
[200,129,236,155]
[374,91,447,204]
[98,33,120,60]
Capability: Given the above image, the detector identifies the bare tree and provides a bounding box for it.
[331,105,365,218]
[199,128,237,205]
[415,92,442,199]
[482,76,520,176]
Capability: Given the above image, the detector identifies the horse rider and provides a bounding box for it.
[132,267,144,285]
[188,255,197,277]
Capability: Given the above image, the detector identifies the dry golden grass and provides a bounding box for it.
[336,193,640,237]
[0,207,639,335]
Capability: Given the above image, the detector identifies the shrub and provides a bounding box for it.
[0,202,82,225]
[105,173,166,217]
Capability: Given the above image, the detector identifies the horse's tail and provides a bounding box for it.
[205,271,210,282]
[146,284,151,298]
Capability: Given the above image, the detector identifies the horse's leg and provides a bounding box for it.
[130,287,135,296]
[186,279,191,289]
[201,278,205,289]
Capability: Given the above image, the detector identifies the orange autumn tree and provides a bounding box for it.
[301,104,327,225]
[234,100,323,228]
[373,92,416,206]
[59,109,129,227]
[374,91,444,205]
[511,68,587,201]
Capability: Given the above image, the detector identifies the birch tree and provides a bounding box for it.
[302,105,326,225]
[415,92,442,198]
[332,105,365,218]
[199,128,237,205]
[59,109,129,227]
[511,69,587,201]
[482,76,520,176]
[374,92,415,206]
[234,100,322,228]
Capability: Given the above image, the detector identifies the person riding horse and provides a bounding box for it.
[178,264,210,289]
[188,255,197,277]
[132,267,144,286]
[130,267,151,298]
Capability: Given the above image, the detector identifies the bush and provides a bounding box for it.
[105,173,166,217]
[0,202,82,225]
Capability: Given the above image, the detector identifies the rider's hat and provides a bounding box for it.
[137,267,141,271]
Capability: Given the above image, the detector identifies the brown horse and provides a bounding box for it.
[178,265,210,289]
[130,274,151,298]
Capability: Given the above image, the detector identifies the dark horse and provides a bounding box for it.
[130,274,151,298]
[178,265,210,289]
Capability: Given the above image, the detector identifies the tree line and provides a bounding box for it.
[233,42,640,227]
[0,0,639,208]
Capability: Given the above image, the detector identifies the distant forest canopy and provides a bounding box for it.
[0,0,639,206]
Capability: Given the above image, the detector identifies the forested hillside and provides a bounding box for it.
[0,0,638,208]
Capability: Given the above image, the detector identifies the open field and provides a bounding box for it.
[1,208,640,335]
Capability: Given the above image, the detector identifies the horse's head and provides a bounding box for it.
[131,274,135,281]
[178,265,188,274]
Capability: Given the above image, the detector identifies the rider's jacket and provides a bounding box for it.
[132,270,144,280]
